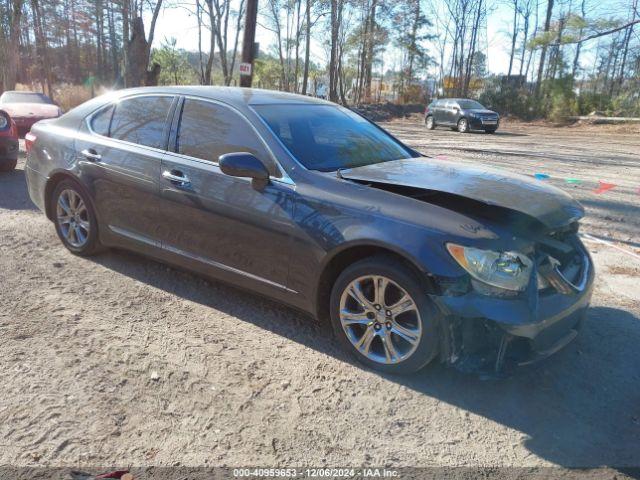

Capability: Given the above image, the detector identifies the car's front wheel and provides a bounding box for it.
[52,179,103,256]
[330,256,440,374]
[457,118,469,133]
[425,115,435,130]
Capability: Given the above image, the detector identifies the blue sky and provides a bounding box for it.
[151,0,631,77]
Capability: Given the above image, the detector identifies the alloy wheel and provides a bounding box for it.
[426,116,434,129]
[339,275,423,365]
[458,118,468,133]
[56,189,90,248]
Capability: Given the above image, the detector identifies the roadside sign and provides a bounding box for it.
[239,62,252,76]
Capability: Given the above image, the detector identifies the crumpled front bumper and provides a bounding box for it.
[433,245,594,374]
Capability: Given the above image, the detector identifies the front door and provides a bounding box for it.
[158,97,297,294]
[76,95,175,248]
[433,100,446,124]
[442,100,457,125]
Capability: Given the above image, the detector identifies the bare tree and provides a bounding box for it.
[1,0,24,90]
[30,0,54,98]
[506,0,519,80]
[204,0,245,86]
[328,0,344,102]
[534,0,554,98]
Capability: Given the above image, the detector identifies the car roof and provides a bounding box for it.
[108,86,333,107]
[53,86,338,130]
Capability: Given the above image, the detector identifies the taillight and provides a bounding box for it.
[25,131,37,154]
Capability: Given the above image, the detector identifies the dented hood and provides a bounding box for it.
[340,157,584,229]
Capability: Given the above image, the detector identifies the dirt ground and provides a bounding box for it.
[383,117,640,249]
[1,120,639,474]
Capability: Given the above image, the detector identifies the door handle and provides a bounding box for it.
[81,148,101,162]
[162,170,191,187]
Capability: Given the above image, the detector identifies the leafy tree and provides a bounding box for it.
[152,37,198,85]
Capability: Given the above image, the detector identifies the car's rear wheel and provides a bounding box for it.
[457,118,469,133]
[330,256,440,374]
[0,160,17,172]
[52,179,102,256]
[425,116,435,130]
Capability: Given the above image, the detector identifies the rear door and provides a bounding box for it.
[76,94,176,248]
[157,97,297,293]
[433,100,446,123]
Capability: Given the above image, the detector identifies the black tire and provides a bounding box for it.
[0,159,17,172]
[457,118,469,133]
[52,179,103,256]
[329,255,441,374]
[485,128,497,134]
[425,115,436,130]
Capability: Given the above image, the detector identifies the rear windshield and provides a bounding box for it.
[254,104,414,172]
[457,100,485,109]
[0,92,53,104]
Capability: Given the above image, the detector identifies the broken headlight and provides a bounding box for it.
[446,243,533,292]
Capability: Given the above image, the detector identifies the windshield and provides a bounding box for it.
[254,104,415,171]
[457,100,485,110]
[0,92,53,104]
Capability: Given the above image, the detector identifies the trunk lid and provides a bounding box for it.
[0,103,60,119]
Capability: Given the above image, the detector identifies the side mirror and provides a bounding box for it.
[219,152,270,190]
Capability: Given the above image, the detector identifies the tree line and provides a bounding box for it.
[1,0,639,118]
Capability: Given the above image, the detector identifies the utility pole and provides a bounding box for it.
[239,0,258,87]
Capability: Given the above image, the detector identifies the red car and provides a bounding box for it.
[0,109,19,172]
[0,91,62,137]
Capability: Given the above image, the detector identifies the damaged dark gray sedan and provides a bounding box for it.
[25,87,594,374]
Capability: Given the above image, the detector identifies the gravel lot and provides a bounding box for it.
[1,120,639,473]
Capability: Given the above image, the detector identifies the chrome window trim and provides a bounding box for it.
[176,95,295,186]
[161,149,253,186]
[85,93,177,156]
[85,92,295,186]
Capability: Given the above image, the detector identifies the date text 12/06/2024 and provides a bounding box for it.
[233,468,399,478]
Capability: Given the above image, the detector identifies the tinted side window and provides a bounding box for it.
[177,99,274,173]
[110,96,173,148]
[91,105,114,136]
